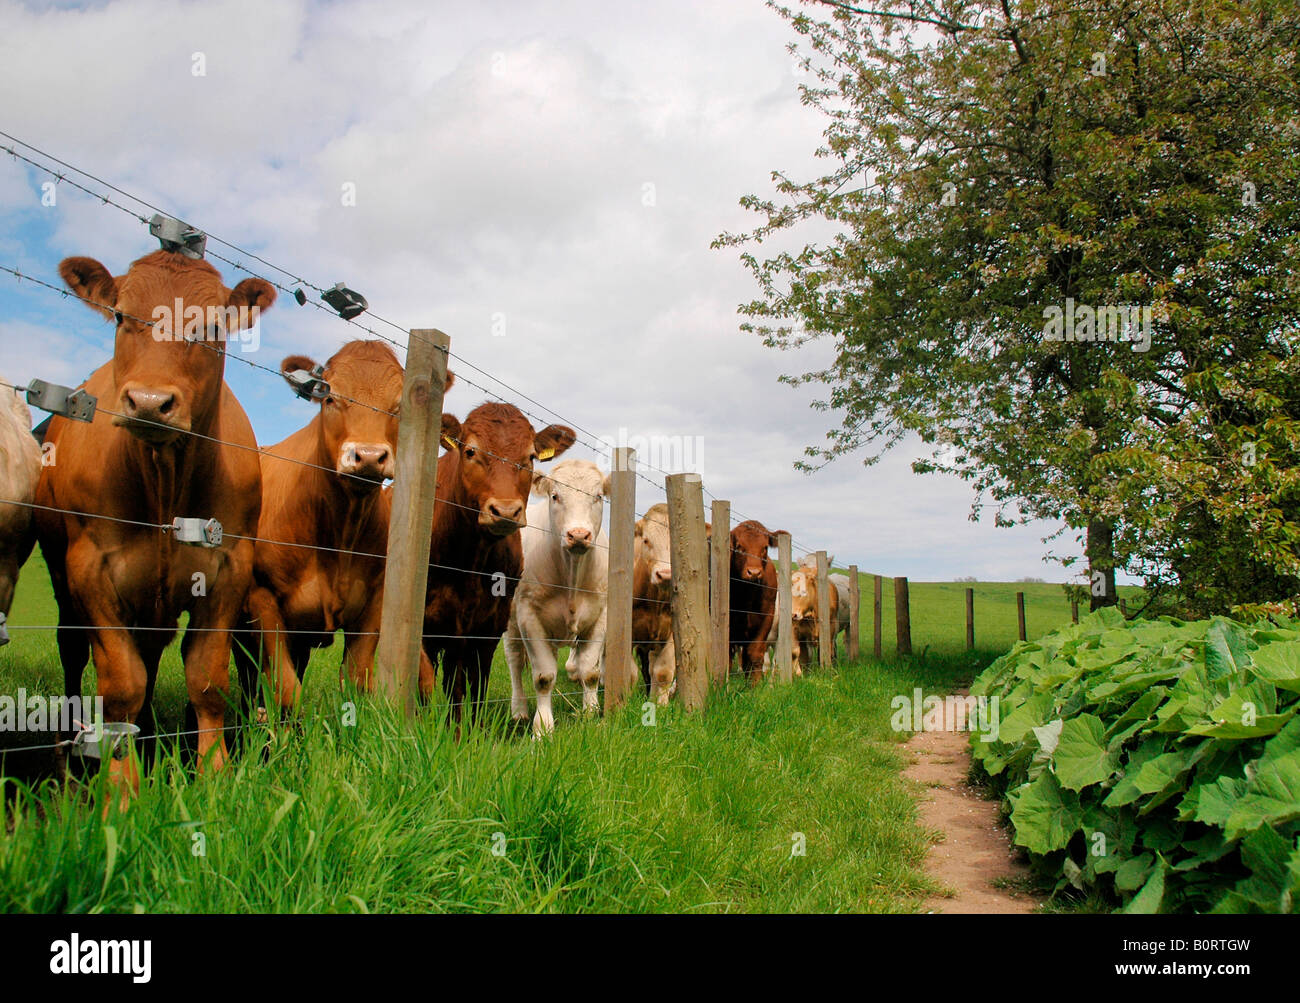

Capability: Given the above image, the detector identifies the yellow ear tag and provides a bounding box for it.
[442,435,457,450]
[537,446,555,461]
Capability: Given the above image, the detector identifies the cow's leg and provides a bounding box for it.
[568,628,604,718]
[650,637,675,705]
[503,615,531,723]
[0,553,18,621]
[176,622,233,773]
[635,644,651,694]
[86,624,148,799]
[245,586,301,710]
[57,617,91,707]
[440,642,467,732]
[466,640,495,726]
[515,607,559,734]
[231,621,261,723]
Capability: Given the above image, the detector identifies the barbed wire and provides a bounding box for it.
[0,130,825,556]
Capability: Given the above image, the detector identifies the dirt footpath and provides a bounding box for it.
[902,696,1043,914]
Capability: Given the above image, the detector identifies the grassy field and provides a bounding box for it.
[0,551,1134,912]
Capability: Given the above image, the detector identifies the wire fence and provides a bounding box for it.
[0,130,846,763]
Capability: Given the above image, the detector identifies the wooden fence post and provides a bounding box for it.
[376,328,451,716]
[873,574,883,659]
[776,532,793,683]
[847,564,860,661]
[1016,591,1027,641]
[709,500,731,686]
[1072,600,1079,624]
[894,576,912,656]
[1120,598,1128,617]
[603,447,636,713]
[666,473,709,711]
[966,587,974,651]
[816,551,832,669]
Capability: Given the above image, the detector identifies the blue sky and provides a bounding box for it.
[0,0,1098,583]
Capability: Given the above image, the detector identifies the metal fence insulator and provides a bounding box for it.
[148,213,207,259]
[283,365,330,401]
[321,282,368,320]
[171,517,223,547]
[25,379,97,422]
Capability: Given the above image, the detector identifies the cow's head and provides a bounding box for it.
[60,250,274,445]
[533,459,610,555]
[730,519,781,583]
[791,568,818,622]
[440,402,575,537]
[279,341,455,490]
[635,503,673,597]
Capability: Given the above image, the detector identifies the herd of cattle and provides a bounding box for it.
[0,247,852,784]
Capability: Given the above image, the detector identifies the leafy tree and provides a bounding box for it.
[716,0,1300,612]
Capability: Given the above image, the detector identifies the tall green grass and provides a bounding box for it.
[1,659,965,913]
[0,550,1035,913]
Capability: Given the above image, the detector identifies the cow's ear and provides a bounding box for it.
[531,470,552,497]
[534,424,576,461]
[602,472,613,497]
[281,355,319,376]
[443,370,456,394]
[228,278,276,328]
[634,517,645,538]
[768,531,785,548]
[440,414,462,452]
[704,521,712,540]
[59,257,118,320]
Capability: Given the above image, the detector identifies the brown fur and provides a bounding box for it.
[234,341,448,711]
[422,401,574,728]
[36,249,273,785]
[729,519,782,684]
[632,503,674,695]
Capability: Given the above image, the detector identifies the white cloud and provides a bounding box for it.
[0,0,1092,583]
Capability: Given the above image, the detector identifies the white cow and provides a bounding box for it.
[829,572,853,656]
[505,459,610,735]
[0,381,41,639]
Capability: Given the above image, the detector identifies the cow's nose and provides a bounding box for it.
[652,565,671,584]
[123,387,177,421]
[565,528,592,549]
[743,566,763,580]
[484,498,525,533]
[352,444,389,467]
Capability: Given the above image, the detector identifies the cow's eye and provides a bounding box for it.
[464,446,476,459]
[552,493,559,502]
[113,310,124,326]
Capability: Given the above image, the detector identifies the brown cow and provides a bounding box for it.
[234,341,448,714]
[422,402,574,728]
[632,502,675,703]
[35,249,273,789]
[728,519,782,684]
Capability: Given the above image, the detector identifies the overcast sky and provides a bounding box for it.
[0,0,1093,583]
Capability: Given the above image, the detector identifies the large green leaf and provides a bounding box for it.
[1248,641,1300,693]
[1224,749,1300,840]
[1009,773,1084,855]
[1054,714,1117,790]
[1122,855,1167,914]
